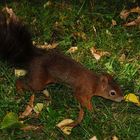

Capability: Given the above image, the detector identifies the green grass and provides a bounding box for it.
[0,0,140,140]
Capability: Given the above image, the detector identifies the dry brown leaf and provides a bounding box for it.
[37,43,58,50]
[90,47,101,60]
[112,136,119,140]
[90,47,110,60]
[15,69,27,77]
[4,7,15,17]
[120,9,130,20]
[111,19,117,26]
[2,7,18,23]
[124,16,140,26]
[120,7,140,23]
[119,54,126,63]
[92,25,97,35]
[67,46,78,53]
[21,124,43,131]
[73,32,87,40]
[19,94,35,119]
[56,119,74,135]
[44,1,53,8]
[130,6,140,14]
[89,136,98,140]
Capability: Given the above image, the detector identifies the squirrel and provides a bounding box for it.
[0,8,124,127]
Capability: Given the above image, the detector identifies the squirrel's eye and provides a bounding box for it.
[109,90,116,96]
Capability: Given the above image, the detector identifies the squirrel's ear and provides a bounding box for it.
[100,75,108,90]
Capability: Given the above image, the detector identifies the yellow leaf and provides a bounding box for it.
[33,103,44,114]
[124,93,140,106]
[56,119,74,135]
[15,69,27,77]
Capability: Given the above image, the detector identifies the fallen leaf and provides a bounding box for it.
[44,1,53,8]
[21,124,42,131]
[111,19,117,26]
[90,47,110,60]
[106,29,112,36]
[4,7,16,18]
[43,89,50,97]
[37,42,58,50]
[119,54,126,63]
[33,103,44,114]
[19,94,35,118]
[73,32,87,40]
[3,7,18,23]
[92,25,97,36]
[89,136,98,140]
[56,119,74,135]
[90,47,101,60]
[43,89,51,106]
[0,112,21,129]
[32,41,36,45]
[15,69,27,77]
[124,16,140,26]
[112,136,119,140]
[120,9,130,20]
[124,93,140,106]
[67,47,78,53]
[130,6,140,14]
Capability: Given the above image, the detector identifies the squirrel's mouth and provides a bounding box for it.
[114,96,124,102]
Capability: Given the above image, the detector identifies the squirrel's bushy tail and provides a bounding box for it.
[0,7,41,68]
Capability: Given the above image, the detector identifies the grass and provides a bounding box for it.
[0,0,140,139]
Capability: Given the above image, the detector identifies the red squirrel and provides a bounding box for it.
[0,8,123,127]
[16,50,124,126]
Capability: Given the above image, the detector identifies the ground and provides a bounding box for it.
[0,1,140,140]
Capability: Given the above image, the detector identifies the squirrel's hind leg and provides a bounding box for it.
[16,69,54,92]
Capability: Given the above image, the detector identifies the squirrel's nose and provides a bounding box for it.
[121,96,124,101]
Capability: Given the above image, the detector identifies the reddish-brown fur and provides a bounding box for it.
[16,50,124,127]
[0,8,123,127]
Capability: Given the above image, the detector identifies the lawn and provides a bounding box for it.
[0,0,140,140]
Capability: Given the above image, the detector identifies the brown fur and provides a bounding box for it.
[0,8,123,127]
[16,50,123,127]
